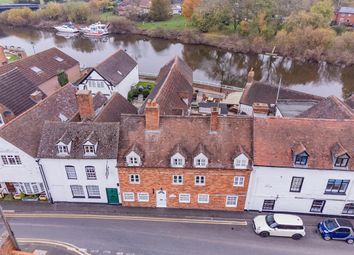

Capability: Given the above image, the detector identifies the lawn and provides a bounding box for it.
[138,15,191,30]
[0,0,13,3]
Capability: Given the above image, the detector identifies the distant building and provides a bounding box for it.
[77,49,138,99]
[334,7,354,26]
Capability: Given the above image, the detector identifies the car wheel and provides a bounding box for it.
[346,239,354,244]
[259,231,270,237]
[323,235,331,241]
[292,234,303,240]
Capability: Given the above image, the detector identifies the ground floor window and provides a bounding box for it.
[262,200,275,211]
[179,193,190,203]
[138,192,149,202]
[342,203,354,215]
[310,200,326,213]
[70,185,85,198]
[197,194,209,204]
[13,182,44,195]
[226,195,238,207]
[123,192,134,202]
[86,185,100,198]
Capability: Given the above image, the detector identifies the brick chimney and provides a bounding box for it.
[0,46,8,66]
[145,99,159,131]
[76,90,95,121]
[247,67,255,83]
[30,90,43,103]
[210,107,219,133]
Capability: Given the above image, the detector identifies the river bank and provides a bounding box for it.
[2,17,352,68]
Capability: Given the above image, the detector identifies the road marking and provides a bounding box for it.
[5,213,248,226]
[17,238,90,255]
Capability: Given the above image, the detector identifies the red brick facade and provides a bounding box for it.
[119,167,251,211]
[335,12,354,26]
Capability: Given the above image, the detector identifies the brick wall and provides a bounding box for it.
[119,167,251,211]
[335,13,354,25]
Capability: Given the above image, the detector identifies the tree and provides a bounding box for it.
[310,0,334,21]
[149,0,171,21]
[57,70,69,87]
[182,0,200,19]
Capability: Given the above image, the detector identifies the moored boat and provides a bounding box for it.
[54,22,79,33]
[80,22,109,37]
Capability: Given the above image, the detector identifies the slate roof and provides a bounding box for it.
[38,122,120,159]
[139,56,193,115]
[0,48,79,87]
[346,94,354,109]
[298,96,354,119]
[253,118,354,170]
[0,68,45,115]
[95,49,137,86]
[118,115,253,169]
[0,84,79,157]
[240,82,323,106]
[338,7,354,14]
[95,92,137,122]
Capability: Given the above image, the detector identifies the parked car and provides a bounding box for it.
[253,213,306,240]
[318,218,354,244]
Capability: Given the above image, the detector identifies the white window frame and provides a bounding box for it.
[225,195,238,208]
[65,165,77,180]
[137,192,149,202]
[179,193,190,203]
[171,153,185,168]
[86,185,100,198]
[195,175,205,186]
[233,176,245,187]
[1,155,22,166]
[126,151,141,167]
[197,194,209,204]
[85,166,97,180]
[194,153,208,168]
[129,174,140,184]
[233,154,248,169]
[70,185,85,198]
[123,192,135,202]
[83,145,96,156]
[172,175,183,185]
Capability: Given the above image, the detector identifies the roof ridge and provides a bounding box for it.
[96,49,124,68]
[0,67,19,77]
[330,96,354,118]
[153,57,178,101]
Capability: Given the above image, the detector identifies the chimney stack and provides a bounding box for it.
[210,107,219,133]
[76,90,95,121]
[247,67,255,83]
[30,90,43,103]
[0,46,8,66]
[145,99,159,131]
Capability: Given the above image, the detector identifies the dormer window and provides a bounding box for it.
[56,141,70,156]
[194,153,208,168]
[294,152,308,166]
[233,154,249,169]
[334,155,349,168]
[171,153,185,168]
[126,151,141,167]
[84,145,95,155]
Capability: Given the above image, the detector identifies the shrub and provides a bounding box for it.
[0,8,39,26]
[109,16,136,33]
[39,2,64,21]
[63,2,91,24]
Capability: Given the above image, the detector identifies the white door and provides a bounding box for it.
[156,190,167,208]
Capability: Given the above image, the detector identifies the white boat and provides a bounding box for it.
[80,22,109,37]
[54,22,79,33]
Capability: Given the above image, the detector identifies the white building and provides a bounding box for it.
[0,84,79,198]
[77,49,139,99]
[246,117,354,216]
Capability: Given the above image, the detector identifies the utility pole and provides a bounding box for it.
[0,205,20,251]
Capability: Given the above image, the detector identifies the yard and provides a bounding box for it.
[138,15,191,30]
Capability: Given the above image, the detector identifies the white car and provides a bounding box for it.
[253,213,306,240]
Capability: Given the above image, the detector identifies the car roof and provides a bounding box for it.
[274,214,304,226]
[336,218,354,229]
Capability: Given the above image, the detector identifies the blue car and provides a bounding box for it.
[318,218,354,244]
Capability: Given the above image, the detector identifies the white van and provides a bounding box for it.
[253,214,306,240]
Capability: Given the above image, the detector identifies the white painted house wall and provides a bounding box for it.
[40,158,120,203]
[0,138,44,194]
[78,66,139,99]
[245,166,354,216]
[239,104,253,115]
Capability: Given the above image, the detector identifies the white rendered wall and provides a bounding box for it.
[239,104,253,115]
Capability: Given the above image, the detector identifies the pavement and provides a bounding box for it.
[20,242,86,255]
[1,201,353,226]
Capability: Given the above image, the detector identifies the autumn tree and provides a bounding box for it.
[182,0,200,19]
[149,0,171,21]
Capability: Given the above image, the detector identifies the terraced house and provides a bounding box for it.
[118,101,253,211]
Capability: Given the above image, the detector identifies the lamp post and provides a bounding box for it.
[0,205,20,251]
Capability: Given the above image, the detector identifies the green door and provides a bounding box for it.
[106,188,119,204]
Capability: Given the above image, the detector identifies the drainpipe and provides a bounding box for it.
[35,158,53,204]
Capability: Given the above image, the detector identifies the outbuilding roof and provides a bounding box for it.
[338,7,354,14]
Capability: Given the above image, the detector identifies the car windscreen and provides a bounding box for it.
[324,219,339,231]
[266,214,277,228]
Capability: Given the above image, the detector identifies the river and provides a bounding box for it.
[0,26,353,99]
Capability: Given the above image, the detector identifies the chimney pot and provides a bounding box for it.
[76,90,95,121]
[210,107,219,132]
[145,100,159,131]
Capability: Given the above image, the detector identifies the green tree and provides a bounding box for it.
[149,0,171,21]
[310,0,334,21]
[57,70,69,87]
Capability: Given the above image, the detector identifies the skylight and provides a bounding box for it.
[54,56,64,62]
[31,66,43,74]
